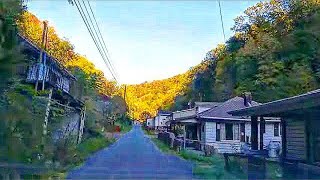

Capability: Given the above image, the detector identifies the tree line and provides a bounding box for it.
[0,1,129,167]
[125,0,320,120]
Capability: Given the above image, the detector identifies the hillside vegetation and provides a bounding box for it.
[126,0,320,120]
[0,2,129,167]
[14,0,320,122]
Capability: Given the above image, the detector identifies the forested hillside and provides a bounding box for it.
[17,11,118,97]
[0,3,129,166]
[125,0,320,121]
[185,0,320,104]
[13,0,320,123]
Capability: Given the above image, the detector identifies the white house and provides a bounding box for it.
[198,96,281,154]
[154,110,172,130]
[169,96,282,154]
[146,118,155,129]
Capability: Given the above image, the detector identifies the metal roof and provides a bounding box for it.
[18,34,77,80]
[198,96,260,121]
[228,89,320,117]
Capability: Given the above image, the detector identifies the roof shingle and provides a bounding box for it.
[198,96,260,120]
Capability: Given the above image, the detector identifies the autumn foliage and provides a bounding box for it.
[16,11,117,97]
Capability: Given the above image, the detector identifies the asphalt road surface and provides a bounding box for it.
[67,125,194,179]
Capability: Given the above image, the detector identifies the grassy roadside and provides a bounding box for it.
[44,136,116,179]
[142,128,156,136]
[146,133,245,179]
[52,122,132,178]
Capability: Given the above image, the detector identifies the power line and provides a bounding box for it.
[218,0,226,42]
[72,0,119,83]
[86,0,119,79]
[83,0,119,80]
[78,0,118,82]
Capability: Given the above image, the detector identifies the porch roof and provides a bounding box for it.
[170,119,198,124]
[228,89,320,117]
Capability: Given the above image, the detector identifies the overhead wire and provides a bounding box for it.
[218,0,226,42]
[86,0,119,79]
[72,0,119,83]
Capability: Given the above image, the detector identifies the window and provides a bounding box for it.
[148,122,150,125]
[202,124,205,132]
[274,123,280,137]
[234,124,240,140]
[216,123,221,141]
[225,123,234,140]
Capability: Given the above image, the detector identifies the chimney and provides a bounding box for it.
[243,92,252,107]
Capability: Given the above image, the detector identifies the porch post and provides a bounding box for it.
[260,117,265,150]
[281,118,286,160]
[183,125,186,149]
[251,116,258,150]
[197,124,200,141]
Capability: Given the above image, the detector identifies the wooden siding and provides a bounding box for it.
[203,121,282,153]
[286,119,306,161]
[26,63,71,93]
[155,115,168,127]
[264,123,281,146]
[213,141,242,153]
[245,122,281,147]
[205,122,216,144]
[245,122,252,143]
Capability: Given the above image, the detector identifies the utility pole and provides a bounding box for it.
[123,85,127,103]
[42,21,49,91]
[35,21,49,91]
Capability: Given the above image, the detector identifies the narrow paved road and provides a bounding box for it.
[67,125,194,179]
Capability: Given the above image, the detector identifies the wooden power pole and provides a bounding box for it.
[35,21,49,91]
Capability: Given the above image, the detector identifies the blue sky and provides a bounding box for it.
[27,1,259,84]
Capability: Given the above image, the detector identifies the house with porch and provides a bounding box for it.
[198,96,281,154]
[170,102,221,149]
[169,96,281,154]
[229,89,320,167]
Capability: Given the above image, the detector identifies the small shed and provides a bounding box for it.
[17,34,83,108]
[18,34,76,92]
[229,89,320,166]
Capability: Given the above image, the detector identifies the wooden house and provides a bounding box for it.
[17,34,85,143]
[198,96,281,154]
[146,118,155,129]
[154,110,172,130]
[17,34,83,108]
[169,102,221,149]
[229,89,320,167]
[169,97,281,154]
